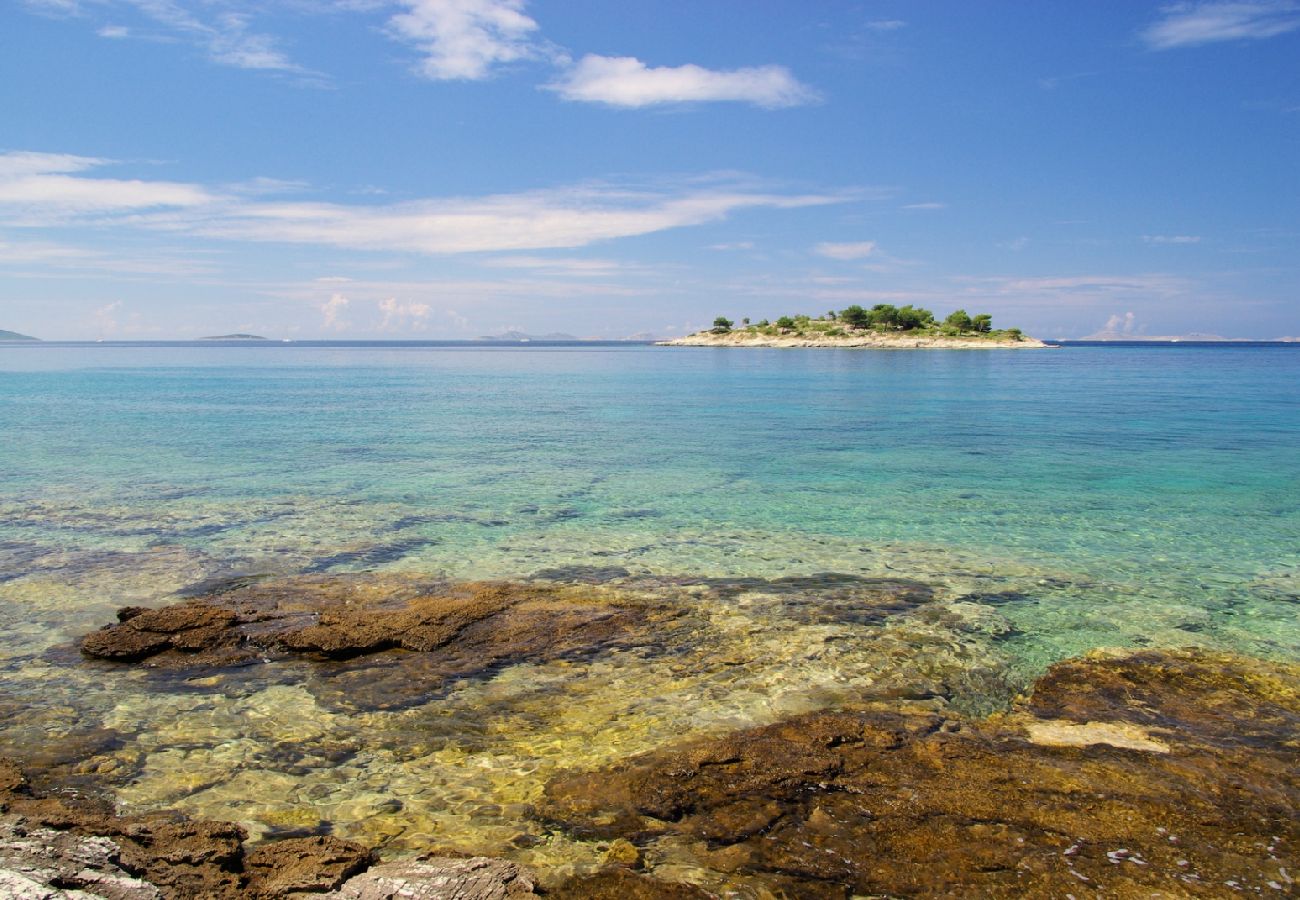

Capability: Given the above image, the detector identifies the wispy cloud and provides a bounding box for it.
[24,0,315,76]
[901,201,946,210]
[0,151,213,220]
[864,19,906,31]
[0,150,843,255]
[548,55,818,108]
[814,240,876,260]
[481,255,632,275]
[1143,234,1202,244]
[388,0,543,80]
[1141,2,1300,49]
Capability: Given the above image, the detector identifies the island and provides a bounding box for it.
[660,305,1046,349]
[200,333,268,341]
[0,329,39,342]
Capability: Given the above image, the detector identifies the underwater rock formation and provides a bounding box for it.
[79,577,691,685]
[539,648,1299,897]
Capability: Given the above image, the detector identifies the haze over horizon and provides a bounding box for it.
[2,1,1297,341]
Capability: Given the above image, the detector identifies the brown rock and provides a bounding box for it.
[80,602,248,665]
[77,578,695,708]
[539,649,1300,898]
[548,868,714,899]
[245,835,372,896]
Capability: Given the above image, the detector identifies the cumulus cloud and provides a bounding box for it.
[814,240,876,260]
[388,0,541,80]
[549,54,818,108]
[1141,1,1300,49]
[1104,311,1138,333]
[0,150,843,255]
[377,297,432,330]
[320,293,350,330]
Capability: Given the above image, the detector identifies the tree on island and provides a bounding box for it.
[775,316,797,330]
[712,316,734,334]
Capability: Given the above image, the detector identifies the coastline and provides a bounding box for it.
[658,331,1049,349]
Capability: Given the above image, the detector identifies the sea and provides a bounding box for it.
[1,340,1297,880]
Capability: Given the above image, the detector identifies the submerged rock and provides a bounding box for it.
[539,648,1299,898]
[79,578,693,702]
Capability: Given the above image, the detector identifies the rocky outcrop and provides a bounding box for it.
[79,578,691,684]
[539,649,1299,898]
[0,760,548,899]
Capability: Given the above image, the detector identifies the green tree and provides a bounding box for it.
[894,305,935,330]
[839,305,870,328]
[971,313,993,333]
[712,316,733,334]
[775,315,796,329]
[944,309,973,332]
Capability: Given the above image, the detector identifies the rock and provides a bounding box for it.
[539,649,1300,898]
[78,578,695,708]
[332,857,539,899]
[0,822,162,899]
[244,835,372,896]
[548,868,714,899]
[80,602,249,666]
[600,838,642,869]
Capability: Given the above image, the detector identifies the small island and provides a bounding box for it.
[0,329,39,342]
[661,305,1046,349]
[200,333,268,341]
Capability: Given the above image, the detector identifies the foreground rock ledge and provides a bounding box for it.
[540,648,1299,898]
[0,760,707,899]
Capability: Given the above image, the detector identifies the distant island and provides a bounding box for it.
[0,329,39,342]
[661,306,1045,349]
[200,334,268,341]
[475,331,580,341]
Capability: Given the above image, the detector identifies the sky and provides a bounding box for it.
[1,1,1298,340]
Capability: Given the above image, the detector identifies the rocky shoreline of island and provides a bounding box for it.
[660,305,1048,349]
[2,573,1295,898]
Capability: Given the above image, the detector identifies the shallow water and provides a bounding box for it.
[1,341,1297,889]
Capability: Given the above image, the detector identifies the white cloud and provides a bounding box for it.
[1143,234,1202,244]
[709,241,755,251]
[377,297,432,330]
[388,0,541,80]
[0,150,843,255]
[482,255,629,274]
[864,19,906,31]
[1141,2,1300,49]
[814,240,876,260]
[320,292,350,330]
[549,54,817,108]
[0,151,213,217]
[1104,311,1138,333]
[26,1,310,75]
[902,202,946,210]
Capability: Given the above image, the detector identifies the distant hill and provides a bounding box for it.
[475,331,580,341]
[201,334,268,341]
[0,329,38,341]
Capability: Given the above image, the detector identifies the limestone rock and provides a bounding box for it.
[331,857,538,899]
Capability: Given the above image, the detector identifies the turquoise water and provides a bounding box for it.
[1,341,1297,878]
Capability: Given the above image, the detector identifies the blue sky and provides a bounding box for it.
[1,1,1297,340]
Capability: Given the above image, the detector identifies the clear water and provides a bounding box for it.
[1,341,1297,886]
